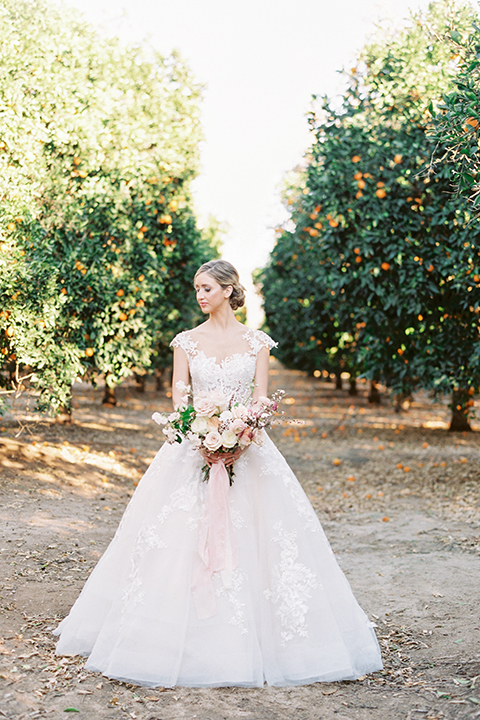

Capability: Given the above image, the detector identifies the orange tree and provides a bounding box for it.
[0,0,214,414]
[261,0,480,429]
[432,20,480,206]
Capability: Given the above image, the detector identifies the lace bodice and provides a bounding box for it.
[170,329,277,401]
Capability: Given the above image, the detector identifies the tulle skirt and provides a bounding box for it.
[54,435,383,687]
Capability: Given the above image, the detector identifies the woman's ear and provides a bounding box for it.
[224,285,233,299]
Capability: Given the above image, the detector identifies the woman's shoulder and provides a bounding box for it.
[170,323,208,353]
[243,328,278,352]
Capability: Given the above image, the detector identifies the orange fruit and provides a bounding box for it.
[376,189,386,198]
[85,347,94,357]
[333,458,341,466]
[422,442,428,449]
[376,181,385,188]
[354,172,362,180]
[347,475,355,482]
[116,289,124,297]
[381,262,390,271]
[5,326,14,338]
[355,256,362,263]
[394,154,403,163]
[403,466,410,472]
[382,516,390,522]
[329,220,339,227]
[7,222,15,231]
[397,463,403,469]
[357,180,366,189]
[356,191,363,199]
[138,275,145,282]
[60,287,67,295]
[354,248,360,254]
[119,312,128,321]
[352,155,361,163]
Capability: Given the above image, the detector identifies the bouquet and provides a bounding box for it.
[152,382,284,484]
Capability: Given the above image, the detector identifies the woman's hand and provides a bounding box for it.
[200,446,244,468]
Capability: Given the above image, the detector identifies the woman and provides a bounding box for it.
[54,259,382,687]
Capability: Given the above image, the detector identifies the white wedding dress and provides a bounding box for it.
[54,328,383,687]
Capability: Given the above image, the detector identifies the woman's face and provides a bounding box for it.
[194,272,231,314]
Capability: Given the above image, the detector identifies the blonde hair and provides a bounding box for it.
[194,260,246,310]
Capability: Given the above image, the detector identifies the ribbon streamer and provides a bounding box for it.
[192,460,238,619]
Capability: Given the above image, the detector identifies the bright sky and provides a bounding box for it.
[65,0,432,326]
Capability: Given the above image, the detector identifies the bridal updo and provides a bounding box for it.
[194,260,246,310]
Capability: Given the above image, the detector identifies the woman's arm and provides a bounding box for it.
[171,346,190,409]
[252,346,270,400]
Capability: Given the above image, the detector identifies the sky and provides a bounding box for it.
[65,0,433,326]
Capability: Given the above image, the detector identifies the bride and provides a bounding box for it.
[54,259,383,687]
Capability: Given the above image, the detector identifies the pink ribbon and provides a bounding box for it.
[192,460,238,619]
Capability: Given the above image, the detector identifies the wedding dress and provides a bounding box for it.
[54,328,383,687]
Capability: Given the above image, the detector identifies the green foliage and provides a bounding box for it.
[0,0,214,413]
[432,16,480,206]
[261,1,480,426]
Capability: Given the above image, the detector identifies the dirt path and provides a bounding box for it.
[0,362,479,719]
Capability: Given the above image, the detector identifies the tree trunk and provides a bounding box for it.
[155,368,165,392]
[368,380,381,404]
[348,377,357,396]
[56,405,73,424]
[102,376,117,407]
[449,390,472,432]
[335,371,343,390]
[134,372,146,393]
[394,393,412,413]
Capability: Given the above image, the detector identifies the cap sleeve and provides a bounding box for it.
[170,331,198,357]
[251,329,277,353]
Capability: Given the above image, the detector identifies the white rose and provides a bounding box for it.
[152,412,167,425]
[221,429,237,449]
[219,410,233,422]
[203,431,222,452]
[167,411,180,422]
[194,397,217,417]
[191,416,209,434]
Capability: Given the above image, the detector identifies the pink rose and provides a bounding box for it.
[230,418,247,435]
[203,431,222,452]
[231,404,248,420]
[252,429,264,446]
[208,390,228,412]
[206,416,221,432]
[238,428,253,447]
[194,397,217,417]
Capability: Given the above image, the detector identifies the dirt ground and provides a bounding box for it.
[0,360,479,720]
